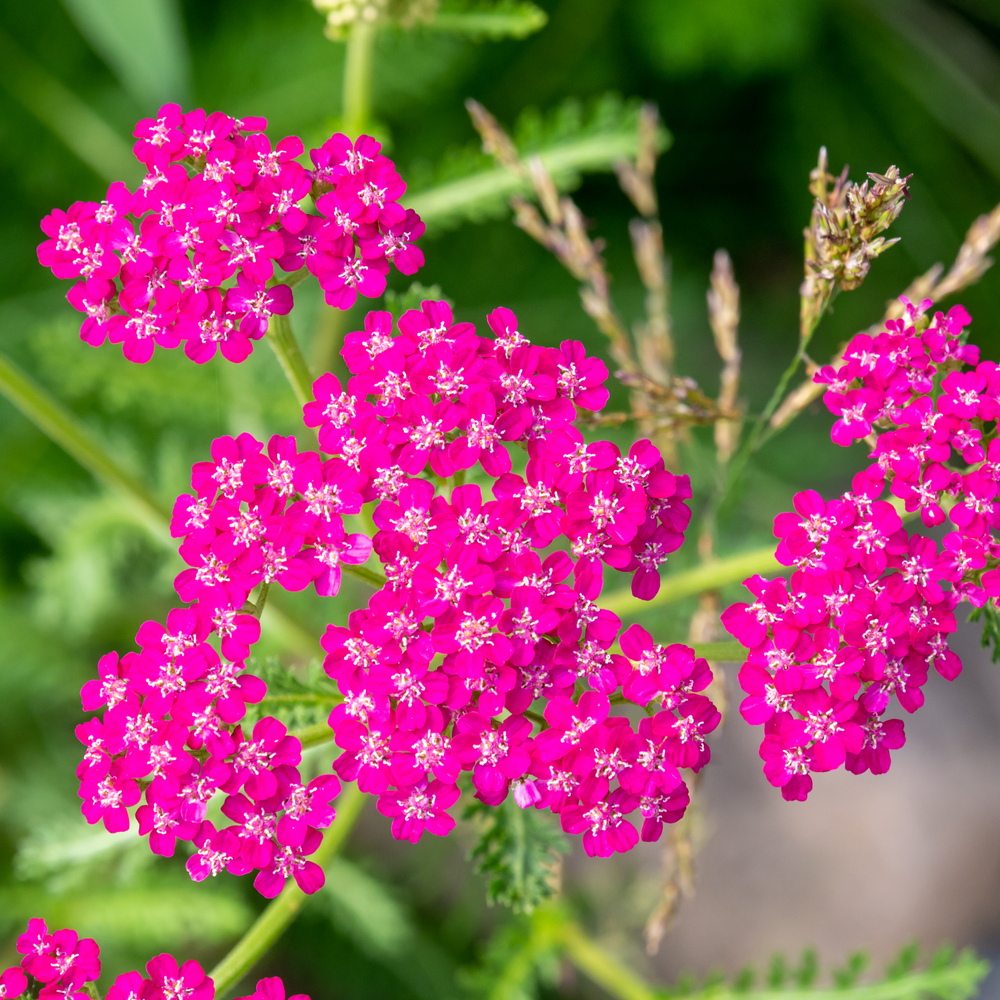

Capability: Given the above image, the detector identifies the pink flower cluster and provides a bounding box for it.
[3,921,309,1000]
[75,605,341,897]
[37,104,422,364]
[724,298,988,800]
[7,919,99,1000]
[77,299,707,872]
[304,301,704,856]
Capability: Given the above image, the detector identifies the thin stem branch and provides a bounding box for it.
[266,313,315,408]
[0,349,170,536]
[597,545,782,618]
[342,562,387,589]
[209,785,366,996]
[342,20,376,138]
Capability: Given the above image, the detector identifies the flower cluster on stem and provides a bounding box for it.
[37,105,421,364]
[725,298,989,799]
[2,921,307,1000]
[75,295,711,880]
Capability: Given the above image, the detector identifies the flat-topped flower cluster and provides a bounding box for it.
[3,919,304,1000]
[76,298,712,895]
[37,105,421,364]
[725,299,987,800]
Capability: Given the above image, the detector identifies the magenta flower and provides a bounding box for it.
[376,778,460,843]
[145,955,213,1000]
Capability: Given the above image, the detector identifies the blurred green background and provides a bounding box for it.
[2,0,1000,995]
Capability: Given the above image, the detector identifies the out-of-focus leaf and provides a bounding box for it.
[0,29,138,184]
[851,0,1000,182]
[630,0,820,77]
[384,282,449,321]
[320,856,462,1000]
[0,883,252,948]
[429,1,548,40]
[61,0,192,109]
[15,817,143,888]
[968,602,1000,662]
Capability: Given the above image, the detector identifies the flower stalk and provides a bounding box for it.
[208,785,367,996]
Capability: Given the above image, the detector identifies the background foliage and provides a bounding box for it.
[1,0,1000,997]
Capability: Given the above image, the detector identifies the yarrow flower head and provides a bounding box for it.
[38,105,423,365]
[74,299,707,890]
[3,922,312,1000]
[725,297,985,801]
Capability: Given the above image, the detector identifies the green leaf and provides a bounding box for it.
[968,602,1000,662]
[0,29,139,183]
[383,282,450,322]
[243,657,342,732]
[833,951,869,989]
[61,0,192,108]
[429,1,548,39]
[320,855,414,958]
[796,949,819,988]
[886,943,920,981]
[404,94,671,230]
[465,796,568,913]
[319,856,462,1000]
[0,882,252,949]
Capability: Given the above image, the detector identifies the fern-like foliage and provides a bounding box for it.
[465,796,568,913]
[242,657,341,732]
[384,282,449,321]
[968,601,1000,662]
[404,94,671,230]
[659,944,986,1000]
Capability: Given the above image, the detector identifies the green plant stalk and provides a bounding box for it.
[691,641,745,660]
[598,546,782,617]
[289,722,339,748]
[342,19,376,138]
[0,348,329,654]
[558,921,657,1000]
[0,349,171,538]
[209,785,366,996]
[266,313,315,408]
[404,129,665,224]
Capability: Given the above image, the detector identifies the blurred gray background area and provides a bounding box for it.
[563,620,1000,982]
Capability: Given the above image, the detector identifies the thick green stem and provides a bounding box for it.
[267,314,315,408]
[209,786,366,996]
[342,20,376,138]
[0,349,170,537]
[598,545,782,618]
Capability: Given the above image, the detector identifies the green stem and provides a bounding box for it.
[598,545,782,618]
[342,20,376,138]
[558,921,657,1000]
[0,349,170,537]
[288,722,340,749]
[342,562,387,589]
[209,785,366,996]
[252,583,271,619]
[267,314,315,408]
[0,349,323,657]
